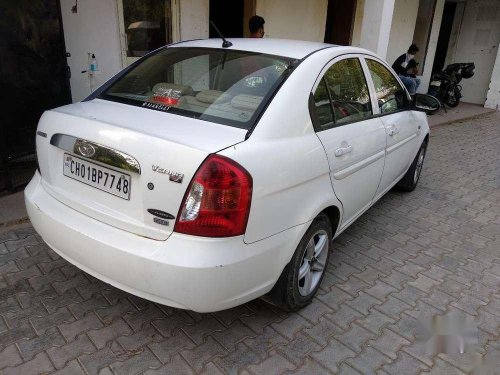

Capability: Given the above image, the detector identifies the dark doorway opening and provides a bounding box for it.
[209,0,245,38]
[324,0,357,45]
[432,1,457,75]
[0,0,72,193]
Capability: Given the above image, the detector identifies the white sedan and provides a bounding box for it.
[25,39,439,312]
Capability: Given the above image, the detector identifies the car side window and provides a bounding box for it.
[366,59,409,114]
[324,58,372,126]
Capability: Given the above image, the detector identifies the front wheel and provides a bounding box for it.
[274,214,332,311]
[397,142,427,192]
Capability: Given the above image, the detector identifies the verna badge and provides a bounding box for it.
[152,165,184,183]
[78,142,96,158]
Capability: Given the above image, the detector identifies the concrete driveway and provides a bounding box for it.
[0,112,499,374]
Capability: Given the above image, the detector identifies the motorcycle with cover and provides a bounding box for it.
[428,62,475,108]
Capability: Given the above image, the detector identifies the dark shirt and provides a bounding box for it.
[392,53,417,77]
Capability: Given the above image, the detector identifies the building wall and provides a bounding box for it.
[256,0,328,41]
[60,0,210,102]
[359,0,400,59]
[351,0,365,46]
[60,0,123,102]
[485,46,500,110]
[386,0,419,66]
[446,0,500,104]
[179,0,209,41]
[59,0,499,109]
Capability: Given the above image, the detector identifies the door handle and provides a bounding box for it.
[335,143,353,157]
[388,126,400,136]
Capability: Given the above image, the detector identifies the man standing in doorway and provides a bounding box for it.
[392,44,421,95]
[249,15,265,38]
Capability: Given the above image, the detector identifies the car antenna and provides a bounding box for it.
[210,21,233,48]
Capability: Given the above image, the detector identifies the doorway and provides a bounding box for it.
[0,0,72,192]
[324,0,357,45]
[432,1,457,75]
[209,0,245,38]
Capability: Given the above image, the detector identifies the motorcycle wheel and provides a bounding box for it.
[444,87,460,107]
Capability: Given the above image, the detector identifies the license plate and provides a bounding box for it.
[430,81,441,87]
[63,154,131,200]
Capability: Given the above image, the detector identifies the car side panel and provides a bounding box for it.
[307,54,387,229]
[218,49,345,245]
[220,132,340,246]
[360,56,427,197]
[316,117,387,226]
[375,110,423,197]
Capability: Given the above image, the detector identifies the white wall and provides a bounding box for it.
[359,0,395,59]
[60,0,123,102]
[351,0,365,46]
[256,0,328,42]
[386,0,419,66]
[447,0,500,104]
[178,0,209,41]
[485,46,500,110]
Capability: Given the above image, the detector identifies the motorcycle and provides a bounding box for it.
[428,62,475,108]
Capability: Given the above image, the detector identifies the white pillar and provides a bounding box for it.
[178,0,209,41]
[359,0,395,59]
[485,46,500,110]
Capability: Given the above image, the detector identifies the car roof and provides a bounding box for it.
[171,38,340,59]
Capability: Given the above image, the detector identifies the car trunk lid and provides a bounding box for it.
[36,99,246,240]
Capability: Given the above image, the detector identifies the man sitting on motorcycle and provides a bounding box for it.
[392,44,421,95]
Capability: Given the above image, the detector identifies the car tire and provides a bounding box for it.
[276,214,332,311]
[397,141,427,192]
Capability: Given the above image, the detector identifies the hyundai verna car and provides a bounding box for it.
[25,39,439,312]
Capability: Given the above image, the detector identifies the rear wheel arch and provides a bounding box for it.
[397,139,428,192]
[321,205,341,238]
[264,205,340,307]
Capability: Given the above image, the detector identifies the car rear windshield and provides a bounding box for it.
[101,47,294,129]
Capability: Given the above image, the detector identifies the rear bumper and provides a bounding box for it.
[25,172,306,312]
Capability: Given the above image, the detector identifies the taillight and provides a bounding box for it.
[174,154,252,237]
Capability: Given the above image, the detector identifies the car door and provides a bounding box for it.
[311,55,387,228]
[364,57,422,199]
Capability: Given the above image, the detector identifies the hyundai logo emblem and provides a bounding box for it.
[78,142,96,158]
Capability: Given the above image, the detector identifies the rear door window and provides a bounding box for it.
[312,57,372,130]
[101,48,293,129]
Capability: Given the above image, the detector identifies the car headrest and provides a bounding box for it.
[195,90,231,104]
[230,95,263,111]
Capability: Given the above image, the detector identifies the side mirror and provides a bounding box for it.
[413,93,440,115]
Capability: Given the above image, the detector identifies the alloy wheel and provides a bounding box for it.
[414,148,425,184]
[298,229,328,296]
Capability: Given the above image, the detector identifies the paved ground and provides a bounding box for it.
[427,102,494,127]
[0,192,27,229]
[0,112,499,374]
